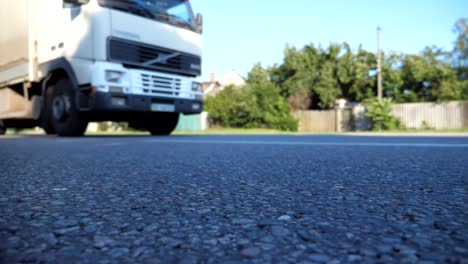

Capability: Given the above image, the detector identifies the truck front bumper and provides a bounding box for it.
[82,91,203,115]
[81,61,203,114]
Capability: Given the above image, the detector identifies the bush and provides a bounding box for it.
[421,120,432,130]
[205,86,260,128]
[363,98,400,130]
[98,122,109,131]
[205,83,298,131]
[251,81,298,131]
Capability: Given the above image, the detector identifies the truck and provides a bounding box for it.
[0,0,203,136]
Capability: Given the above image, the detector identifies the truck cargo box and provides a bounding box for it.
[0,0,36,86]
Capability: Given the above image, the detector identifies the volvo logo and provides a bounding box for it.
[143,53,180,66]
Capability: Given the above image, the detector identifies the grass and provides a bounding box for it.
[174,128,296,135]
[176,127,468,135]
[5,127,467,136]
[86,130,149,136]
[355,127,468,133]
[5,128,294,136]
[4,128,149,136]
[5,129,43,135]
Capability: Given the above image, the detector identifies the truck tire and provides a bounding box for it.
[42,87,56,135]
[144,113,179,136]
[0,120,6,135]
[48,78,88,137]
[43,124,56,135]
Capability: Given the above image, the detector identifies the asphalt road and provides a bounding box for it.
[0,135,467,263]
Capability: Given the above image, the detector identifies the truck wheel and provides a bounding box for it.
[48,78,88,137]
[0,120,6,135]
[144,113,179,136]
[43,125,56,135]
[42,87,56,135]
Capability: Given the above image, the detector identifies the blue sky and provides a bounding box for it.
[190,0,467,81]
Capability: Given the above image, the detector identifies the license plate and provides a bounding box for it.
[151,103,175,112]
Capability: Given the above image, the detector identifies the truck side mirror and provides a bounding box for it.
[63,0,89,5]
[196,13,203,34]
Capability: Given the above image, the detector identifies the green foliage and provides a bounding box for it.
[453,18,467,68]
[248,63,270,85]
[98,122,109,131]
[269,19,468,110]
[250,80,298,131]
[400,47,462,102]
[462,80,468,100]
[421,120,432,130]
[315,61,342,109]
[363,98,400,131]
[205,86,259,128]
[271,42,378,110]
[205,65,298,131]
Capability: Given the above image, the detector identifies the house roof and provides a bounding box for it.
[203,70,245,96]
[218,70,245,87]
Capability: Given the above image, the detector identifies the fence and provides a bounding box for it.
[88,101,468,133]
[293,108,353,133]
[176,112,209,131]
[392,101,468,129]
[293,110,335,132]
[295,100,468,133]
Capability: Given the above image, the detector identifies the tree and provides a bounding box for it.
[453,18,468,99]
[272,43,344,110]
[338,45,376,102]
[247,63,270,85]
[453,18,468,69]
[273,19,468,107]
[271,44,318,109]
[315,61,341,109]
[401,46,461,101]
[382,52,410,102]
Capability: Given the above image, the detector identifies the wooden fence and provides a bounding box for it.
[392,101,468,129]
[293,110,336,132]
[293,109,353,132]
[294,101,468,132]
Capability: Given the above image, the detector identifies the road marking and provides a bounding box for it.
[146,139,468,148]
[99,142,125,146]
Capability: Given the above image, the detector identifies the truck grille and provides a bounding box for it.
[138,73,181,96]
[108,38,201,76]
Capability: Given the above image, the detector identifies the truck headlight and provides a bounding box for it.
[191,82,202,92]
[106,70,124,83]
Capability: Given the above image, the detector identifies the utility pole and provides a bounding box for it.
[377,26,383,100]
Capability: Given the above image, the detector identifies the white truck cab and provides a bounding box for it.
[0,0,203,136]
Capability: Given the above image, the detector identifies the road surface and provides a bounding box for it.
[0,135,467,263]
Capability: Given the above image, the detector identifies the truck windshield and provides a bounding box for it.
[98,0,196,32]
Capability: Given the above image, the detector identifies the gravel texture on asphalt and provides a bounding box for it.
[0,135,467,263]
